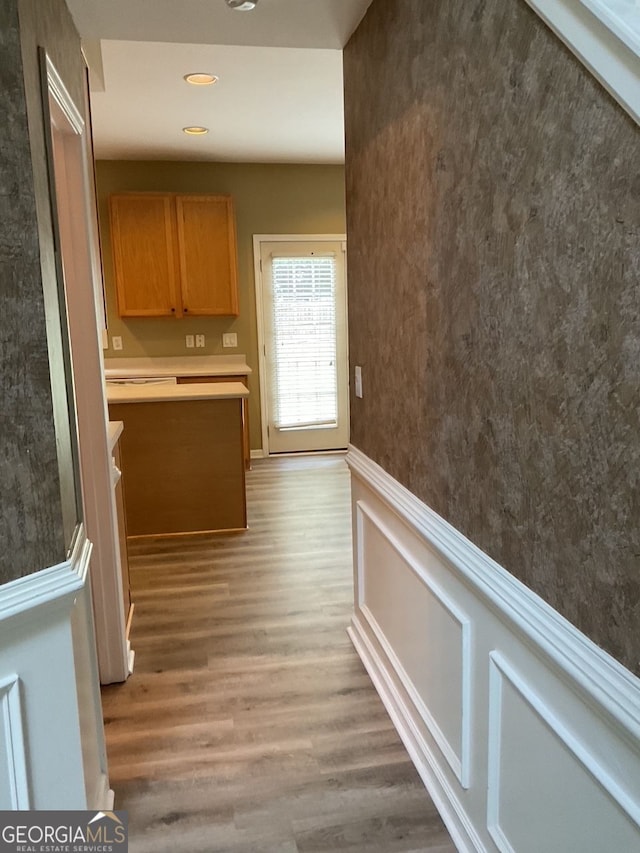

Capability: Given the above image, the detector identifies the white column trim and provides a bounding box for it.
[45,54,85,135]
[43,51,129,684]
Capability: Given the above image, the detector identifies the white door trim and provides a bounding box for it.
[44,56,129,683]
[253,233,347,456]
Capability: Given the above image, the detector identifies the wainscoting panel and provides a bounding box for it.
[0,527,112,809]
[347,446,640,853]
[487,653,640,853]
[0,675,29,809]
[357,500,471,787]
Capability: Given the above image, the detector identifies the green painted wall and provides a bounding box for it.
[95,160,346,450]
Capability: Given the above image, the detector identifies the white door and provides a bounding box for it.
[258,239,349,453]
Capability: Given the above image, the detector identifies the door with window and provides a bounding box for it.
[258,238,349,453]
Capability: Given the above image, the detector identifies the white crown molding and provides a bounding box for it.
[346,446,640,741]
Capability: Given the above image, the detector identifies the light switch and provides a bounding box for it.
[355,365,363,398]
[185,335,195,349]
[195,334,206,348]
[112,336,123,351]
[223,332,238,348]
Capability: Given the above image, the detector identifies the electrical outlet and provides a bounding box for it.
[112,336,123,351]
[223,332,238,348]
[355,365,363,398]
[195,334,205,348]
[185,335,195,349]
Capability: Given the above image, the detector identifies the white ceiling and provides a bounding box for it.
[65,0,373,163]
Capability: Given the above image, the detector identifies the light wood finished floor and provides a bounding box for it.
[102,454,456,853]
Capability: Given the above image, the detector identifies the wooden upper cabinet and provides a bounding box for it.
[176,195,239,316]
[108,192,239,318]
[109,193,181,317]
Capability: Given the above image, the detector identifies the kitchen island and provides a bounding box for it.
[104,355,253,468]
[107,381,249,537]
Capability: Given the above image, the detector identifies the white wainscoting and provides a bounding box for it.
[0,674,29,809]
[0,526,112,810]
[347,446,640,853]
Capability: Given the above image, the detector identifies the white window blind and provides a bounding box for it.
[269,254,338,430]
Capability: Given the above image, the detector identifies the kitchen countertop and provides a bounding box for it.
[107,420,124,451]
[104,355,252,379]
[106,381,249,405]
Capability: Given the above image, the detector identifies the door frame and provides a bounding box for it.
[43,53,130,684]
[253,234,347,457]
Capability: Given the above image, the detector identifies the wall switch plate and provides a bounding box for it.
[112,336,123,351]
[185,334,195,349]
[195,334,206,348]
[223,332,238,348]
[355,365,363,398]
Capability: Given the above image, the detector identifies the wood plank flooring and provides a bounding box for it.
[101,454,456,853]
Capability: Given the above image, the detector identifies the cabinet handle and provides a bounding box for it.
[184,307,189,313]
[171,307,176,313]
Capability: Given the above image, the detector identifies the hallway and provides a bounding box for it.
[101,455,455,852]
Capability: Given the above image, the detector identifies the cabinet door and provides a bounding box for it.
[175,195,239,316]
[109,194,181,317]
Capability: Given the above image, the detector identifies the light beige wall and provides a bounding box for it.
[95,160,346,450]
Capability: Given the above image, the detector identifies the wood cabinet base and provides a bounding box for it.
[176,375,250,470]
[109,398,247,536]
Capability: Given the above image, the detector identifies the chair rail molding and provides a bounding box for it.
[346,445,640,853]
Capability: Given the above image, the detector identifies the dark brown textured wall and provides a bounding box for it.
[345,0,640,672]
[0,0,85,582]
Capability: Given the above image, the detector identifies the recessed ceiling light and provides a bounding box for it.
[184,73,219,86]
[226,0,259,9]
[183,126,209,136]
